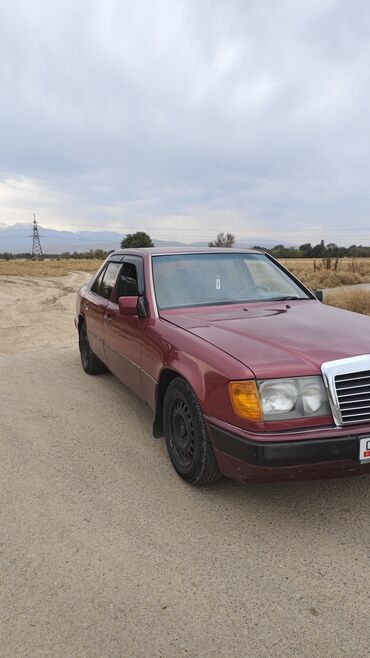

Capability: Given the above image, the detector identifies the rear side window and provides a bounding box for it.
[92,262,121,300]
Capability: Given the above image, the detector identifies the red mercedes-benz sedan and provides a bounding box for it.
[75,248,370,485]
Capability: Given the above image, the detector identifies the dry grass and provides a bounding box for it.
[0,258,104,277]
[281,257,370,289]
[1,256,370,322]
[325,288,370,316]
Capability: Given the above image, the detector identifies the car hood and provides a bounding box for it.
[161,300,370,379]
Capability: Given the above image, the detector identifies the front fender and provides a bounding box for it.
[142,318,261,432]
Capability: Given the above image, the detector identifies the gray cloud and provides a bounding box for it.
[1,0,370,243]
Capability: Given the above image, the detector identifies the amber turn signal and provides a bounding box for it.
[228,380,263,422]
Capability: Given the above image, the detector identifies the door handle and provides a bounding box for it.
[85,302,90,310]
[105,314,112,323]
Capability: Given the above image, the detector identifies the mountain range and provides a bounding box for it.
[0,222,282,253]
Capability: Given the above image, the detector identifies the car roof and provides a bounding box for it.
[110,247,263,257]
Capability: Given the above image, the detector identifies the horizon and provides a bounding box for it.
[1,219,370,251]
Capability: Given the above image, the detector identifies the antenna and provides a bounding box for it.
[32,213,43,259]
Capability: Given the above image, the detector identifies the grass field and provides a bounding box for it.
[324,288,370,316]
[2,256,370,285]
[1,256,370,315]
[0,258,103,277]
[280,257,370,289]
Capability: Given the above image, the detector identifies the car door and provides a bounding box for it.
[104,256,148,397]
[83,261,122,361]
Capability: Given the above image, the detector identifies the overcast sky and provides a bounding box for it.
[1,0,370,244]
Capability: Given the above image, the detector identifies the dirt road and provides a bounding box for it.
[1,272,370,657]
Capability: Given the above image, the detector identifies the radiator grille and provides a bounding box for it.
[335,370,370,424]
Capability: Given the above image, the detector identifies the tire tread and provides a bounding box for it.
[79,322,106,375]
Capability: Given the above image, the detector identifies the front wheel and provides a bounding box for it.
[163,377,221,486]
[78,321,106,375]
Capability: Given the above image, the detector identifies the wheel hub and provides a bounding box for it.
[170,399,195,468]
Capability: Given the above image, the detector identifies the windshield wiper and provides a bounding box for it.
[267,296,306,301]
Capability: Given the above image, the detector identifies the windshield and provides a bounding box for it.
[152,253,310,310]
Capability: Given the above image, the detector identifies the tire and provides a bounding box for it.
[163,377,221,486]
[78,321,106,375]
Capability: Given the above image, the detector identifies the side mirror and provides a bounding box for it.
[118,296,138,315]
[311,289,323,302]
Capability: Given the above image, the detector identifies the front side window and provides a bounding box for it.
[91,266,106,294]
[152,253,310,310]
[96,262,121,300]
[114,262,139,299]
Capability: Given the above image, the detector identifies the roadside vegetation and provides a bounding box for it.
[281,257,370,289]
[0,258,102,277]
[325,288,370,316]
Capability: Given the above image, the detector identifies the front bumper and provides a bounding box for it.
[206,420,370,483]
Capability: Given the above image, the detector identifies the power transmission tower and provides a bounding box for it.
[32,213,43,259]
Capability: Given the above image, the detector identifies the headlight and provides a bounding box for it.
[229,376,330,421]
[301,381,324,413]
[259,380,298,414]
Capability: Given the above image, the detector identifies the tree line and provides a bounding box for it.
[258,241,370,259]
[1,231,370,259]
[207,233,370,257]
